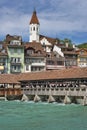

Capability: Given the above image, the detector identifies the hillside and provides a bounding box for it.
[77,43,87,48]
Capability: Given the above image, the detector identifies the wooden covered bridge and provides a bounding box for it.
[0,67,87,104]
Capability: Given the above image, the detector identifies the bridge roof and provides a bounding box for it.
[19,67,87,82]
[0,74,20,84]
[0,67,87,84]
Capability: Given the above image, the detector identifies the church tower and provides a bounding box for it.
[29,10,40,42]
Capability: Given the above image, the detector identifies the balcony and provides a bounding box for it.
[10,61,21,65]
[46,65,65,70]
[11,69,21,73]
[46,57,64,61]
[31,62,45,66]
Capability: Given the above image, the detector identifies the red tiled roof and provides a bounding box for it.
[76,48,87,52]
[19,67,87,81]
[25,41,46,56]
[0,68,87,83]
[5,34,22,43]
[63,51,78,55]
[30,10,39,24]
[0,74,20,84]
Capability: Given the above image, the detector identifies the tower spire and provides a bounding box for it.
[29,9,39,25]
[29,10,40,42]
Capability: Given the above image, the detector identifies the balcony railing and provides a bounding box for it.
[10,61,21,65]
[11,69,21,73]
[31,62,45,66]
[46,65,65,70]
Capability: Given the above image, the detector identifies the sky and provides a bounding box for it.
[0,0,87,45]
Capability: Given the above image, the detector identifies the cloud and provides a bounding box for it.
[0,0,87,43]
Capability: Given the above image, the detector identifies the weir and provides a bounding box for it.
[21,87,87,105]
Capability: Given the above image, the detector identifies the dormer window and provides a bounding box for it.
[37,51,41,55]
[27,49,34,55]
[80,50,84,55]
[10,40,21,45]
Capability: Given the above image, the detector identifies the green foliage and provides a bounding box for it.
[77,43,87,48]
[60,38,73,47]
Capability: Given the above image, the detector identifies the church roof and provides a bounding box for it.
[30,10,40,24]
[40,35,57,45]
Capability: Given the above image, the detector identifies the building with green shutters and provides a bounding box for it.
[5,34,24,74]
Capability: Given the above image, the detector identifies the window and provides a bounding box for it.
[17,49,21,54]
[37,51,41,55]
[57,61,64,65]
[26,65,29,71]
[27,49,34,55]
[18,66,21,71]
[10,49,14,54]
[80,58,85,61]
[15,49,17,53]
[11,57,21,63]
[14,66,16,70]
[37,27,38,31]
[47,60,54,65]
[18,58,21,63]
[80,50,84,55]
[10,40,21,45]
[33,27,35,31]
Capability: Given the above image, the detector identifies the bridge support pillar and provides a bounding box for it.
[34,94,41,102]
[64,95,71,104]
[48,95,55,103]
[21,94,29,101]
[82,96,87,106]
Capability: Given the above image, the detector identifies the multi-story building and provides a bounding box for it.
[24,41,46,72]
[76,48,87,67]
[0,41,8,73]
[60,43,78,68]
[5,34,24,74]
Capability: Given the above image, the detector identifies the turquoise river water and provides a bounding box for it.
[0,101,87,130]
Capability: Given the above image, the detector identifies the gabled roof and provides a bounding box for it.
[40,35,57,45]
[0,74,20,84]
[0,67,87,83]
[5,34,22,43]
[63,51,78,55]
[76,48,87,52]
[30,10,39,24]
[25,41,46,57]
[18,67,87,81]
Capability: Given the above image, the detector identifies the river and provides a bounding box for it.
[0,101,87,130]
